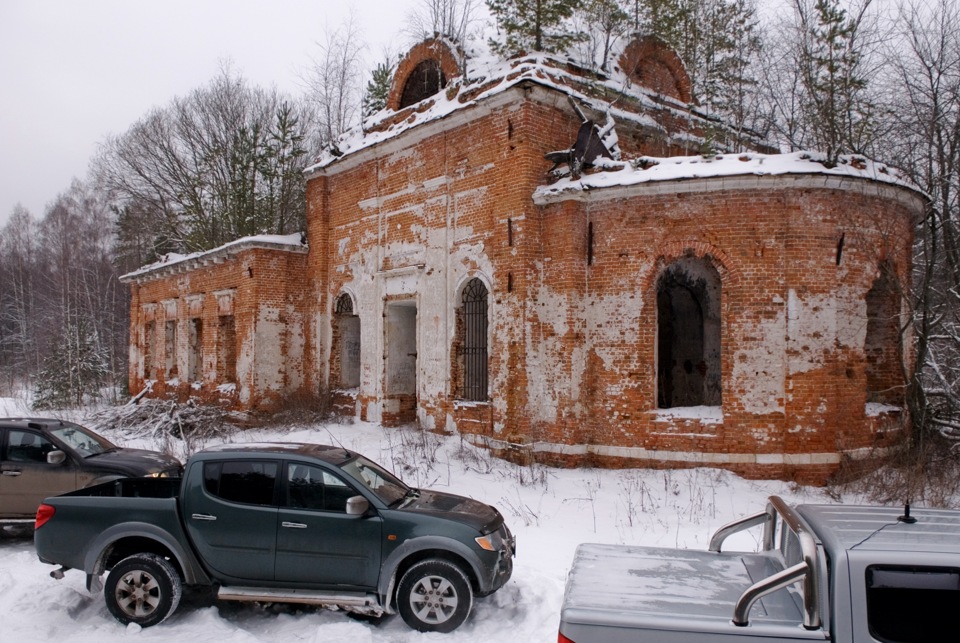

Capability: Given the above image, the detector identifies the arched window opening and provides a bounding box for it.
[455,278,489,401]
[657,257,721,408]
[865,267,903,405]
[399,59,446,108]
[333,293,360,389]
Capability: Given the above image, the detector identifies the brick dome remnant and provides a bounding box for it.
[387,38,464,111]
[618,35,693,104]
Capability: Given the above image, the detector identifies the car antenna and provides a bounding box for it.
[897,501,917,524]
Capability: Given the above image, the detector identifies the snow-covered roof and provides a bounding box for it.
[120,233,306,283]
[305,43,713,176]
[534,151,924,203]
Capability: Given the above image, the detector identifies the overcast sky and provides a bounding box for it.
[0,0,419,227]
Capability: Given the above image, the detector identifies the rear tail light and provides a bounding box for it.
[558,632,576,643]
[35,504,55,530]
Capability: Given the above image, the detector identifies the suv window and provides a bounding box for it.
[866,565,960,642]
[203,461,277,506]
[6,430,56,463]
[285,463,354,512]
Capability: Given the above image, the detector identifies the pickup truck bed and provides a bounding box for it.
[563,543,824,642]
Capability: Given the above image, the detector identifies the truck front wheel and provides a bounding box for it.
[104,553,182,627]
[397,559,473,633]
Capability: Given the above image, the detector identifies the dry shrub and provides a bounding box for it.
[829,434,960,509]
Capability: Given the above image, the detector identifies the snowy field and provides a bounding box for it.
[1,397,837,643]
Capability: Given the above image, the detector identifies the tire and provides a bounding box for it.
[104,553,182,627]
[396,559,473,633]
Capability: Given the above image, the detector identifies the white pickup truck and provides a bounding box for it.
[559,496,960,643]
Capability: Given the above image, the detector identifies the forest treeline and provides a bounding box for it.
[1,0,959,455]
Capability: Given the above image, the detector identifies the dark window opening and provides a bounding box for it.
[164,320,177,379]
[399,59,446,108]
[333,293,360,388]
[866,566,960,642]
[865,265,903,405]
[188,318,203,382]
[455,278,489,401]
[217,315,236,383]
[657,257,721,408]
[143,321,155,380]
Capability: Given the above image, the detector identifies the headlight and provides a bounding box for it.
[475,530,503,552]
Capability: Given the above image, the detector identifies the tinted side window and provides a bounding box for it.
[286,463,353,512]
[203,460,277,506]
[6,430,56,463]
[866,565,960,642]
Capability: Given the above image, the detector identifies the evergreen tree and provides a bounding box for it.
[795,0,877,163]
[363,57,394,119]
[487,0,582,55]
[33,316,109,409]
[572,0,631,71]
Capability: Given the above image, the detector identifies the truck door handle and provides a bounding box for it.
[191,513,217,521]
[1,470,21,476]
[281,521,307,529]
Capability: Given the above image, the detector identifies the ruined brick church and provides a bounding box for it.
[121,36,924,483]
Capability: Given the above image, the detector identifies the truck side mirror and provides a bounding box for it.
[47,450,66,465]
[346,495,369,516]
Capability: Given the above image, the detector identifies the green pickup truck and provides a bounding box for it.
[33,442,515,633]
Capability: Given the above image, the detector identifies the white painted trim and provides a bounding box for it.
[533,172,927,213]
[464,433,900,466]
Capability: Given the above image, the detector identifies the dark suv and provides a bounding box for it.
[1,417,182,526]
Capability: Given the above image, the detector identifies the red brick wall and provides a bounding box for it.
[306,83,919,483]
[126,245,308,411]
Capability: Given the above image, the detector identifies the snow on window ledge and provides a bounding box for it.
[650,405,723,424]
[866,402,901,417]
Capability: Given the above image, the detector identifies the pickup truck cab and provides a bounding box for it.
[34,442,515,632]
[559,496,960,643]
[1,417,181,527]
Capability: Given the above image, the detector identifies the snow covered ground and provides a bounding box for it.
[1,397,836,642]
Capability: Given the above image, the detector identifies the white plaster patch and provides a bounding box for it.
[731,308,786,414]
[787,289,837,375]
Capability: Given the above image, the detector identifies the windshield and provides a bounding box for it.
[339,455,410,506]
[48,422,115,457]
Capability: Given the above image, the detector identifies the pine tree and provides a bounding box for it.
[487,0,582,55]
[363,57,394,119]
[795,0,876,163]
[33,316,109,409]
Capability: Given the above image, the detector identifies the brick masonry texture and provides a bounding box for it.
[123,38,924,484]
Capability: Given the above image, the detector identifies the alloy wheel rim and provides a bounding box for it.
[408,574,458,624]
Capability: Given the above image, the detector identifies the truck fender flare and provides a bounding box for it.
[378,536,485,602]
[85,522,211,586]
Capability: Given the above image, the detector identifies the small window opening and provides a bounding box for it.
[188,318,203,382]
[399,59,446,108]
[656,257,721,408]
[217,315,236,383]
[454,278,489,401]
[164,320,177,379]
[143,321,155,380]
[587,221,594,266]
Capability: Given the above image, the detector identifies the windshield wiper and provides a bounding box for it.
[393,487,420,508]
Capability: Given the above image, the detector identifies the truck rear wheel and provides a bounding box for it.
[104,553,182,627]
[397,559,473,633]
